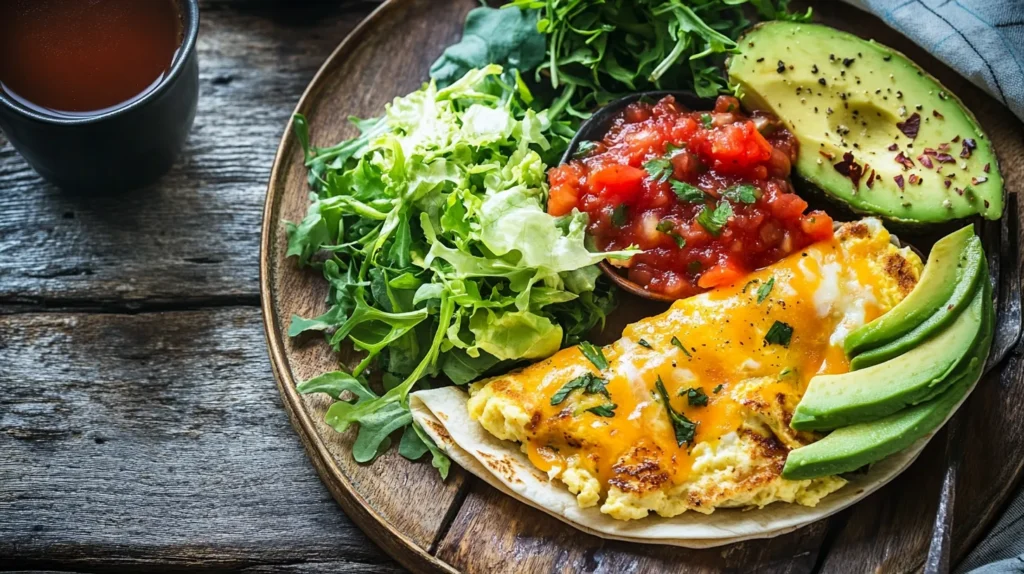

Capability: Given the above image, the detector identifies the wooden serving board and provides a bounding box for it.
[260,1,1024,572]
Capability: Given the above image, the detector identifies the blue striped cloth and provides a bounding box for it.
[842,0,1024,122]
[842,1,1024,571]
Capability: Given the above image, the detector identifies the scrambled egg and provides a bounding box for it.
[468,219,921,520]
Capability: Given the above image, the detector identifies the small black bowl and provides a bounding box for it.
[0,0,200,192]
[562,91,716,303]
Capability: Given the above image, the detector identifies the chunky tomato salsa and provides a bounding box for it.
[548,95,833,299]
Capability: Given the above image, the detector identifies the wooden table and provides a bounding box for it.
[0,1,404,571]
[3,1,1023,573]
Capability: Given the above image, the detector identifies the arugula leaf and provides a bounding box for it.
[685,387,709,407]
[764,321,794,347]
[756,277,775,304]
[587,403,618,417]
[671,180,706,203]
[579,341,609,371]
[721,184,761,204]
[696,202,732,237]
[655,376,697,446]
[429,7,546,88]
[671,336,692,358]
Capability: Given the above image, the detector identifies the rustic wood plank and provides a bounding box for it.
[0,1,379,307]
[0,308,401,572]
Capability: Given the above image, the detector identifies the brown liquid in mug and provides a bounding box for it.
[0,0,183,117]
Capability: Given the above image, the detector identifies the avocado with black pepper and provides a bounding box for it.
[727,21,1003,223]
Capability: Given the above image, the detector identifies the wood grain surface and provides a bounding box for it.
[261,1,1024,574]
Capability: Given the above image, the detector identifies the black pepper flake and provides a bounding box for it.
[843,57,855,67]
[777,60,786,73]
[883,54,892,61]
[829,53,836,61]
[984,199,991,209]
[834,152,864,187]
[888,143,899,151]
[933,109,944,119]
[896,113,921,139]
[955,187,964,196]
[818,77,827,86]
[757,57,765,63]
[811,64,819,74]
[961,138,977,158]
[894,174,905,189]
[952,135,961,143]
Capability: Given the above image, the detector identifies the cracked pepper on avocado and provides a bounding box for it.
[288,1,1001,543]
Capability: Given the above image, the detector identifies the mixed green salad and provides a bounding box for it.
[287,0,806,475]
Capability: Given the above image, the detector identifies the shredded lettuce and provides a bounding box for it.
[286,66,629,471]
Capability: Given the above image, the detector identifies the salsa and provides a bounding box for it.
[548,95,833,299]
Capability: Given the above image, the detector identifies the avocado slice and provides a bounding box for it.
[791,284,985,431]
[845,226,979,356]
[850,239,985,369]
[782,279,993,480]
[727,22,1003,223]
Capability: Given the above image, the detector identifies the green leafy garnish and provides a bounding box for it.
[587,403,618,417]
[764,321,794,347]
[671,180,706,203]
[696,202,733,237]
[721,184,761,204]
[671,336,692,357]
[551,372,610,405]
[638,339,653,349]
[574,140,600,159]
[713,384,724,394]
[429,7,546,89]
[655,376,697,446]
[579,341,609,371]
[612,204,630,227]
[685,387,709,407]
[644,157,674,182]
[700,113,714,129]
[756,277,775,304]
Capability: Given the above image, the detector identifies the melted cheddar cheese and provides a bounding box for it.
[468,219,921,520]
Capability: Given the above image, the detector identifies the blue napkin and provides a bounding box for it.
[841,0,1024,122]
[954,487,1024,573]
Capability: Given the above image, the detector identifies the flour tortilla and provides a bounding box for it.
[410,361,984,547]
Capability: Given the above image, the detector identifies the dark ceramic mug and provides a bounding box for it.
[0,0,200,192]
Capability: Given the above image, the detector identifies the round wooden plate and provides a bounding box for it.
[260,1,1024,572]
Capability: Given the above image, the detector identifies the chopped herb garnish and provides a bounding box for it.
[685,387,709,407]
[644,157,673,182]
[671,180,706,203]
[573,140,599,159]
[742,278,760,293]
[551,373,609,405]
[688,260,703,274]
[712,384,724,394]
[611,204,629,227]
[655,376,697,446]
[756,276,775,304]
[578,341,608,371]
[764,321,794,347]
[656,219,685,248]
[671,336,692,357]
[721,184,760,204]
[700,113,713,129]
[638,339,653,349]
[696,201,732,237]
[656,220,674,233]
[779,367,794,378]
[587,403,617,417]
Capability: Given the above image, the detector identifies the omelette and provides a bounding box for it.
[457,218,921,520]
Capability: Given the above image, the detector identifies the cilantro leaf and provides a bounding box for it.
[579,341,609,371]
[638,339,653,349]
[764,321,794,347]
[655,376,697,446]
[700,113,714,129]
[584,375,611,398]
[671,180,706,203]
[713,384,724,394]
[756,276,775,304]
[611,204,629,227]
[685,387,709,407]
[721,184,761,204]
[574,140,600,159]
[644,157,674,182]
[696,202,732,237]
[551,373,609,405]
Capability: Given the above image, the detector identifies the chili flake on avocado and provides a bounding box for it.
[548,95,833,298]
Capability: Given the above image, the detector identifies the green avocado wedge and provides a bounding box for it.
[845,226,980,357]
[791,283,985,431]
[727,22,1003,223]
[782,279,993,480]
